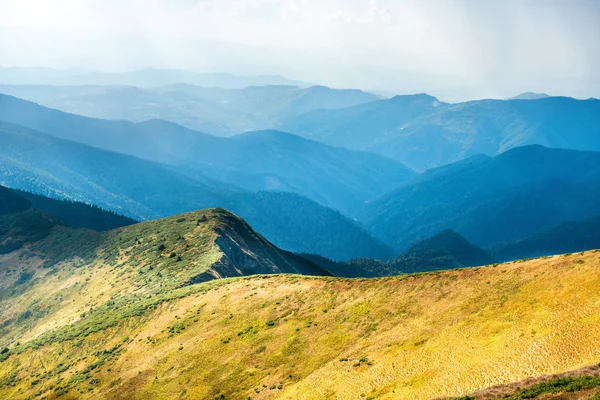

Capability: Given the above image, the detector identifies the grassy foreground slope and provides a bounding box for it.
[1,228,599,400]
[444,363,600,399]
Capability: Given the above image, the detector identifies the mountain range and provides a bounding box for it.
[1,73,600,400]
[5,84,599,175]
[0,67,311,89]
[358,145,600,255]
[0,94,414,214]
[306,229,496,277]
[279,94,600,171]
[0,83,379,136]
[0,120,392,261]
[1,90,599,263]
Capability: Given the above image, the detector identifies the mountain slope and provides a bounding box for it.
[396,229,495,271]
[307,230,494,277]
[0,83,379,136]
[0,185,31,215]
[0,184,135,232]
[0,121,391,260]
[278,93,444,154]
[280,95,600,171]
[0,206,329,350]
[443,364,600,399]
[359,146,600,251]
[10,188,137,232]
[1,236,599,399]
[0,94,415,213]
[206,130,416,213]
[492,215,600,262]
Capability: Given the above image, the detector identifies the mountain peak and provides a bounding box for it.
[402,229,496,269]
[389,93,441,104]
[107,207,330,280]
[508,92,550,100]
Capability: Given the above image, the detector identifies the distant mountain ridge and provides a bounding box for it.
[0,83,379,136]
[492,215,600,261]
[508,92,550,100]
[359,145,600,252]
[0,67,311,88]
[0,94,414,214]
[0,120,392,260]
[307,229,494,277]
[280,94,600,170]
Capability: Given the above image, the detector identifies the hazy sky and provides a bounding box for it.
[0,0,598,101]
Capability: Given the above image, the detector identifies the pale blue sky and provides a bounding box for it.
[0,0,598,101]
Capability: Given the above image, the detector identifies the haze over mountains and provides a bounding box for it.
[1,76,599,264]
[0,83,379,136]
[0,67,311,89]
[360,145,600,254]
[1,65,600,399]
[0,120,394,261]
[280,94,600,171]
[3,79,598,173]
[2,0,600,395]
[0,94,415,214]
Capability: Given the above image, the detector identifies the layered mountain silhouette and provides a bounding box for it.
[508,92,550,100]
[306,229,495,277]
[0,67,310,89]
[359,145,600,252]
[1,74,600,400]
[280,94,600,170]
[0,94,414,213]
[0,120,391,260]
[492,215,600,261]
[0,83,379,136]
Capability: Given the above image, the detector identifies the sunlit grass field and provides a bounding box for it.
[0,209,599,399]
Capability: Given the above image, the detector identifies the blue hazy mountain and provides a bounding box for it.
[492,215,600,261]
[0,94,414,214]
[278,93,443,157]
[279,95,600,171]
[0,83,379,136]
[0,67,310,89]
[0,120,392,261]
[508,92,550,100]
[358,145,600,252]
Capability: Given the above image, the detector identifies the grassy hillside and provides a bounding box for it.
[444,363,600,399]
[1,216,599,400]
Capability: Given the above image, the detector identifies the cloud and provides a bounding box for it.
[0,0,598,101]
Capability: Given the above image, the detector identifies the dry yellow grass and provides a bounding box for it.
[1,249,600,400]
